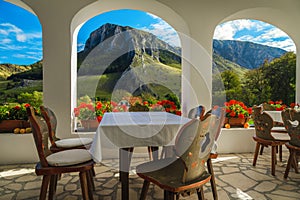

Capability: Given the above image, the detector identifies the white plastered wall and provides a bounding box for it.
[5,0,300,138]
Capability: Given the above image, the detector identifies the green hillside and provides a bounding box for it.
[78,54,181,101]
[0,64,31,80]
[213,53,249,77]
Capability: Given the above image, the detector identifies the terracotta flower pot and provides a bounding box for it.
[224,117,248,127]
[80,119,99,131]
[0,120,31,133]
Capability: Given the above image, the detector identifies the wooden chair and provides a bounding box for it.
[252,106,290,176]
[27,106,95,200]
[188,105,206,120]
[206,106,226,200]
[160,105,206,159]
[40,105,93,153]
[281,108,300,178]
[161,105,225,200]
[136,114,219,200]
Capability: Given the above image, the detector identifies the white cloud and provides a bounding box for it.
[214,19,265,40]
[140,19,180,47]
[0,43,26,50]
[146,13,160,20]
[1,38,11,44]
[13,53,41,60]
[0,23,26,42]
[214,19,296,52]
[213,23,236,40]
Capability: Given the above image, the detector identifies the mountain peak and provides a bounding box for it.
[83,23,133,52]
[213,39,286,69]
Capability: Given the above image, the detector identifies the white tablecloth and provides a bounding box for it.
[90,112,191,162]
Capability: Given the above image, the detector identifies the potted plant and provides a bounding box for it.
[74,101,99,130]
[224,99,252,127]
[0,103,31,133]
[262,100,287,111]
[74,95,113,130]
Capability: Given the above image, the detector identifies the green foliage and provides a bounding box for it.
[17,91,43,108]
[261,52,296,104]
[213,52,296,107]
[0,103,32,121]
[164,93,181,109]
[158,50,181,68]
[221,70,241,91]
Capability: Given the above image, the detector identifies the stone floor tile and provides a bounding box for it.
[23,181,41,190]
[266,193,299,200]
[5,183,23,191]
[218,173,258,191]
[254,181,277,192]
[15,189,40,199]
[243,170,274,181]
[271,189,300,199]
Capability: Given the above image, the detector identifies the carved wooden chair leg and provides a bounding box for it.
[207,158,218,200]
[86,170,96,199]
[292,152,299,173]
[87,169,95,192]
[140,180,150,200]
[253,142,260,166]
[86,170,94,200]
[284,150,295,178]
[49,174,58,200]
[164,190,175,200]
[79,171,90,200]
[148,146,159,160]
[40,175,51,200]
[279,145,283,162]
[259,145,264,155]
[271,146,276,176]
[197,187,205,200]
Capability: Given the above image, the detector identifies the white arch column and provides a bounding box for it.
[22,0,94,137]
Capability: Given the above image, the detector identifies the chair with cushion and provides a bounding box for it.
[136,114,219,200]
[252,106,290,176]
[188,105,206,120]
[281,108,300,178]
[162,105,225,200]
[27,106,95,200]
[206,106,226,200]
[160,105,206,159]
[40,105,93,153]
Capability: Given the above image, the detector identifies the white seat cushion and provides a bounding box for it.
[55,138,93,148]
[271,127,287,133]
[271,132,290,141]
[47,149,92,166]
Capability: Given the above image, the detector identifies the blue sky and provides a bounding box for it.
[0,0,296,65]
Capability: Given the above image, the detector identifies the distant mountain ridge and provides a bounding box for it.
[213,39,286,69]
[3,23,288,81]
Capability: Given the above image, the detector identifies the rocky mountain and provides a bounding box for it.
[213,39,286,69]
[77,23,181,76]
[77,23,182,99]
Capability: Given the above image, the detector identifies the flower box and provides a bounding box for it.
[0,120,30,133]
[224,117,249,127]
[80,119,99,131]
